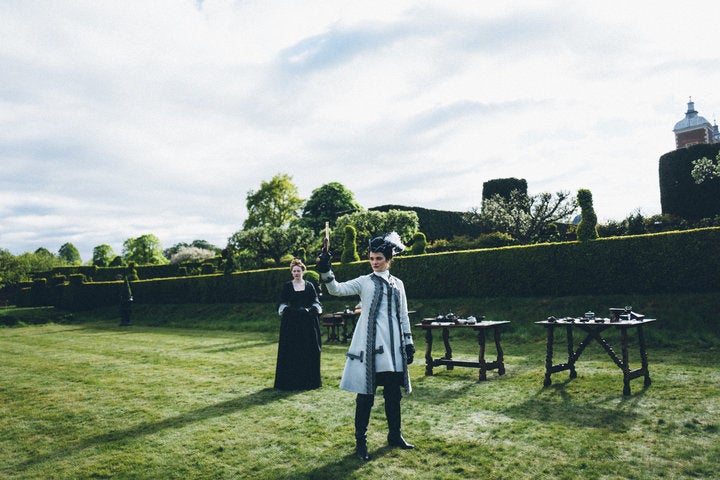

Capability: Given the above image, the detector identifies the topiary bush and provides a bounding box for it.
[341,225,361,263]
[409,231,427,255]
[126,262,139,281]
[576,188,599,242]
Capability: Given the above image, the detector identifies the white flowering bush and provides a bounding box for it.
[169,246,217,265]
[691,152,720,184]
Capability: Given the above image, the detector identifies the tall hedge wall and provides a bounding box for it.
[659,143,720,220]
[16,228,720,311]
[370,204,482,240]
[482,177,528,200]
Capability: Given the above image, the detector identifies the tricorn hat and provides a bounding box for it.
[368,231,406,259]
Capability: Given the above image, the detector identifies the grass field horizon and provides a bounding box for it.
[2,294,719,479]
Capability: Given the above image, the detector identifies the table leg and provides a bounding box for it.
[478,328,487,381]
[543,326,554,387]
[494,326,506,375]
[638,325,651,387]
[621,327,631,396]
[442,327,453,370]
[424,328,434,376]
[566,325,577,379]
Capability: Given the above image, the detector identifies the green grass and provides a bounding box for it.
[1,294,719,479]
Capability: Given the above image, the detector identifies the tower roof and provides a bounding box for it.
[673,98,712,132]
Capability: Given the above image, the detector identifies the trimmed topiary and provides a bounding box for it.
[576,189,599,242]
[341,225,361,263]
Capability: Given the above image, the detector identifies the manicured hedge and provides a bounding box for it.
[659,143,720,220]
[370,204,482,240]
[16,228,720,310]
[391,227,720,298]
[31,263,210,283]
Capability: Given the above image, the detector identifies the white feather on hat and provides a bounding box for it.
[383,231,405,252]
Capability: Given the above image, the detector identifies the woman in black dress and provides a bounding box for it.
[274,258,323,390]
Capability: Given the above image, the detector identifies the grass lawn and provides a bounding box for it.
[1,295,719,479]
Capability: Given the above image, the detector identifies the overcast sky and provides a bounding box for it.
[2,1,720,262]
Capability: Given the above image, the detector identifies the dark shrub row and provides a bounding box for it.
[16,228,720,311]
[31,262,214,283]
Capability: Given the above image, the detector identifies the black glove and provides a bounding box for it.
[405,344,415,364]
[316,251,332,273]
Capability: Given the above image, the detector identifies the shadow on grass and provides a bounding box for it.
[410,370,505,403]
[190,339,278,353]
[500,381,645,431]
[14,387,299,472]
[291,446,395,480]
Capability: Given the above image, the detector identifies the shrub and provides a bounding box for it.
[482,177,528,200]
[409,232,427,255]
[200,263,216,275]
[576,188,599,241]
[126,262,139,281]
[341,225,360,263]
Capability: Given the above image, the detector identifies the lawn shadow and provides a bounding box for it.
[501,383,643,431]
[14,387,299,472]
[190,339,278,353]
[409,370,505,403]
[290,447,394,479]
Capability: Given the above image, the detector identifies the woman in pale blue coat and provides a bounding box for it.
[316,232,415,461]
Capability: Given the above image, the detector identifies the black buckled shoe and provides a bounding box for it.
[387,433,414,449]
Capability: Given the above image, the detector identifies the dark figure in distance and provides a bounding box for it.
[274,258,323,390]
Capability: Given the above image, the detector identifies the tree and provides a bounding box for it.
[163,240,220,260]
[576,189,599,242]
[301,182,363,233]
[92,244,115,267]
[58,243,81,265]
[34,247,54,259]
[471,190,577,244]
[0,249,23,288]
[227,225,315,267]
[691,151,720,183]
[243,173,304,230]
[169,246,217,265]
[626,209,647,235]
[340,225,361,263]
[333,210,419,258]
[122,234,168,265]
[0,249,59,287]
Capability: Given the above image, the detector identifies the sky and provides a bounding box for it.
[2,1,720,262]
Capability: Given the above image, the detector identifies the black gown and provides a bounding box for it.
[274,281,322,390]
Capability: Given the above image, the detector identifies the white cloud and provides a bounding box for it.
[2,0,720,261]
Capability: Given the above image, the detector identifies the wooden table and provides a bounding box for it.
[321,311,358,343]
[415,321,510,381]
[536,318,656,395]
